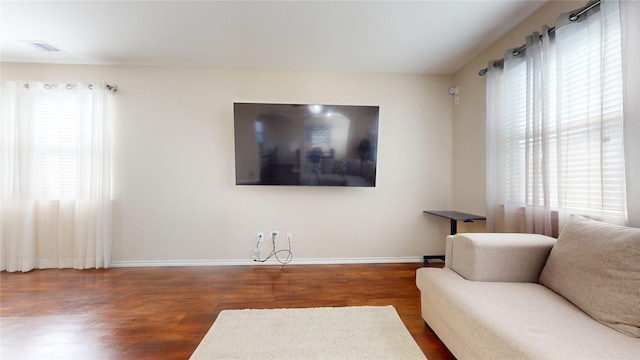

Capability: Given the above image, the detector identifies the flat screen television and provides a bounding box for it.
[234,102,379,187]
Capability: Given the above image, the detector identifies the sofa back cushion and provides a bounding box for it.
[333,160,346,175]
[539,215,640,337]
[320,158,334,174]
[346,159,362,175]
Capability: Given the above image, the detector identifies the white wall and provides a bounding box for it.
[450,0,583,233]
[1,63,455,264]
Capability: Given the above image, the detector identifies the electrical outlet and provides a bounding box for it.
[258,232,264,242]
[270,230,279,238]
[286,233,292,242]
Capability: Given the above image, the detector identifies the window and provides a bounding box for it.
[554,9,625,216]
[37,89,79,199]
[1,81,114,201]
[1,81,115,271]
[486,1,627,233]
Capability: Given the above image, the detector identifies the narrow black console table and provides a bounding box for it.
[422,210,486,264]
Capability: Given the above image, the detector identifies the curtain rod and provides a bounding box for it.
[23,82,118,93]
[478,0,600,76]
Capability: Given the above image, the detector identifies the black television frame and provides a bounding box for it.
[233,102,379,187]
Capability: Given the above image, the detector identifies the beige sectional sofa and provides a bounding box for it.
[416,215,640,359]
[303,158,375,186]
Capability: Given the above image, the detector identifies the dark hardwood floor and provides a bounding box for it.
[1,262,454,360]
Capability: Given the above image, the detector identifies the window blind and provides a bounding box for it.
[497,4,625,218]
[36,88,79,200]
[554,6,625,216]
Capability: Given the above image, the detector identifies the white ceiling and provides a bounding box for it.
[0,0,547,74]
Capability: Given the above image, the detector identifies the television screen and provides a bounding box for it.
[234,103,379,187]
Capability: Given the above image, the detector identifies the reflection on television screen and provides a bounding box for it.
[234,103,379,187]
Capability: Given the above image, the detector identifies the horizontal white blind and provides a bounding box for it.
[494,3,626,222]
[502,57,527,205]
[36,85,79,200]
[554,5,626,217]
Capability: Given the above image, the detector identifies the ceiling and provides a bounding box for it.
[0,0,547,75]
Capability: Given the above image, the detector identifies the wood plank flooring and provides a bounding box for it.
[1,263,454,360]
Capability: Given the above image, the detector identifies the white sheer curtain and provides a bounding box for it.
[0,81,113,272]
[620,0,640,227]
[486,0,633,234]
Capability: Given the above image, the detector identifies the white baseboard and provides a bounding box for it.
[109,256,423,268]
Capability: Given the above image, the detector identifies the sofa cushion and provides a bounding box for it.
[344,175,369,187]
[539,215,640,337]
[417,267,640,359]
[317,174,345,186]
[320,158,334,174]
[345,159,361,175]
[333,160,346,175]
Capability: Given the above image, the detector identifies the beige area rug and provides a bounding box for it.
[189,305,427,360]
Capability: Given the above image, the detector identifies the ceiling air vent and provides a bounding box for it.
[24,41,62,52]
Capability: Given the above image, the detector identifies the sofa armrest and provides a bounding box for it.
[447,233,556,282]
